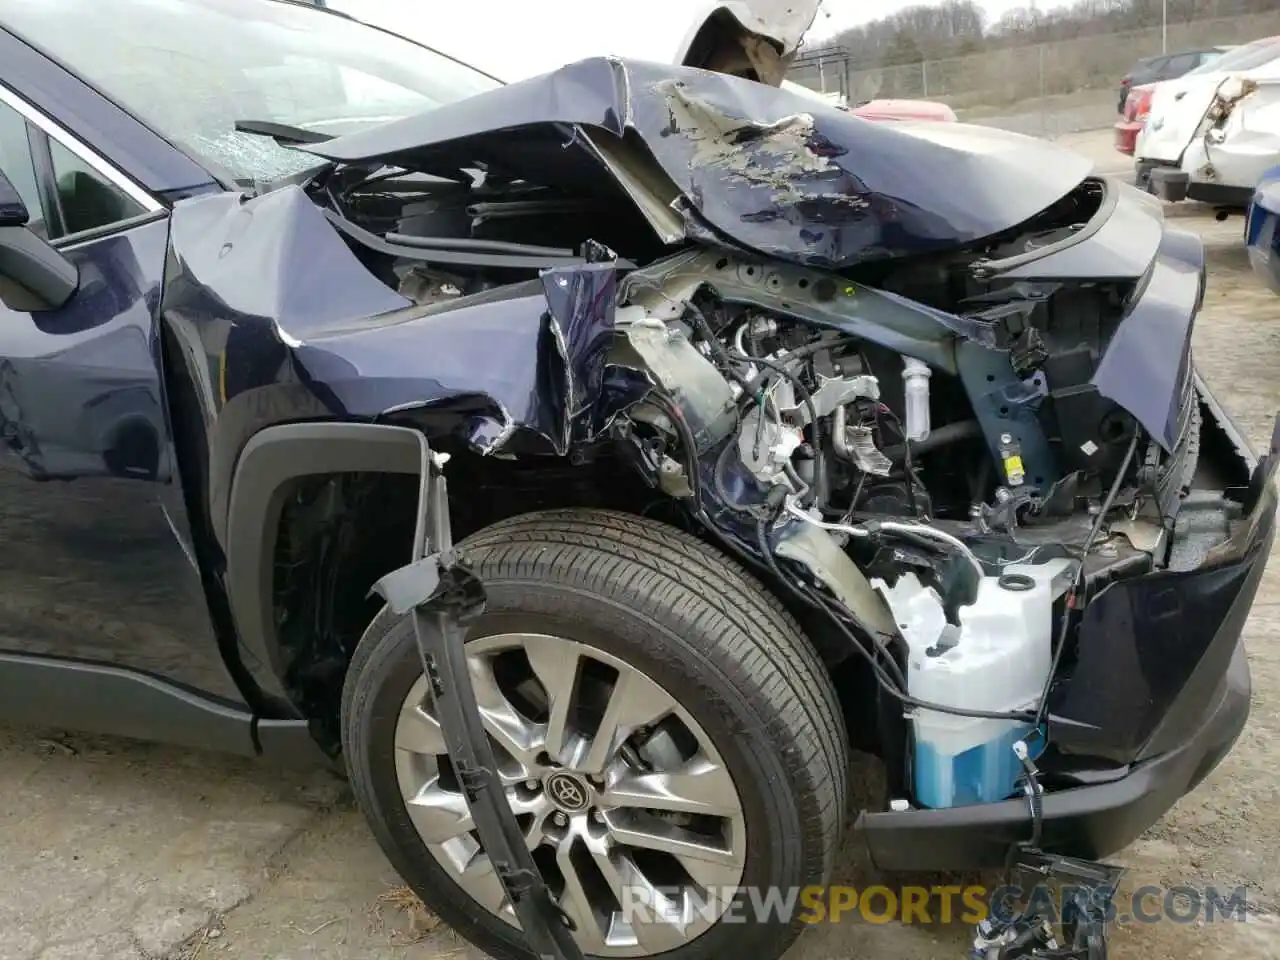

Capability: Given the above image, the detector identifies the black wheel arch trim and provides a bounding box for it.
[223,421,426,707]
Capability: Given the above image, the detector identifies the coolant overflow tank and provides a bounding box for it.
[901,357,932,442]
[873,558,1075,810]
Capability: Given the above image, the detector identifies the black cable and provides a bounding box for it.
[875,404,919,517]
[644,391,703,506]
[1032,428,1142,732]
[754,511,1034,722]
[651,356,1030,723]
[732,352,827,510]
[683,304,754,393]
[754,335,848,365]
[687,307,828,510]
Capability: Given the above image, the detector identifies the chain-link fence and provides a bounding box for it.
[789,11,1280,137]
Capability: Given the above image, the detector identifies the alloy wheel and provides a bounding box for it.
[392,632,749,956]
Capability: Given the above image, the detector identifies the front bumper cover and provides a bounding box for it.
[857,397,1276,873]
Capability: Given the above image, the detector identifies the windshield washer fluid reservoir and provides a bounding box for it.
[873,558,1075,809]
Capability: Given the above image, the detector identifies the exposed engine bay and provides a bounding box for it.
[204,57,1257,823]
[597,230,1197,814]
[308,170,1209,815]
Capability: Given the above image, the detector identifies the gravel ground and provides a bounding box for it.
[2,129,1278,960]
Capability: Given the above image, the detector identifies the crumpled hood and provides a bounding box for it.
[300,57,1094,271]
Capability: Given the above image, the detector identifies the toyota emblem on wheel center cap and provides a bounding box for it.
[545,773,590,812]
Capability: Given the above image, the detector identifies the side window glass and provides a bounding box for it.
[48,138,145,238]
[0,101,46,238]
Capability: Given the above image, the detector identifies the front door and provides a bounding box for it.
[0,88,244,705]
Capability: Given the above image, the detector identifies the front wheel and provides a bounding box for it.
[341,508,848,960]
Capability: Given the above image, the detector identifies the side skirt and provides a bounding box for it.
[0,653,322,762]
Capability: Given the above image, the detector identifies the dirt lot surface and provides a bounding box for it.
[2,128,1279,960]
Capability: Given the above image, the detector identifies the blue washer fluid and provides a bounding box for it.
[914,725,1045,809]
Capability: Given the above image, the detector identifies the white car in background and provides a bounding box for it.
[1136,34,1280,205]
[327,0,823,86]
[323,1,959,121]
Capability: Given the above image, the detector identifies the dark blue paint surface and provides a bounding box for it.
[0,216,244,704]
[1246,165,1280,295]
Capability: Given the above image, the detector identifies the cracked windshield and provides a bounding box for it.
[0,0,499,185]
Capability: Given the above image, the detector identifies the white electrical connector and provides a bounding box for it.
[902,357,932,442]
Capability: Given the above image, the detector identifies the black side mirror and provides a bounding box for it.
[0,167,29,227]
[0,167,78,312]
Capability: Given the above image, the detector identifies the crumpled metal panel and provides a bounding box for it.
[1092,225,1204,452]
[160,188,621,480]
[300,57,1094,270]
[164,184,411,335]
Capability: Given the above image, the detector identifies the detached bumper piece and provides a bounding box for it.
[373,446,585,960]
[971,852,1123,960]
[1148,167,1190,202]
[1148,166,1253,206]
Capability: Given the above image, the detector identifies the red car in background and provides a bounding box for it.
[850,98,958,122]
[1114,83,1156,154]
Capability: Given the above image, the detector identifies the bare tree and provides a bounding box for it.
[828,0,1276,67]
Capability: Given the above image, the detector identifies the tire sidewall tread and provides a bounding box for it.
[341,509,849,960]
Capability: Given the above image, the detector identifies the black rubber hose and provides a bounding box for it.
[644,391,703,506]
[753,512,1035,723]
[684,304,754,393]
[732,352,826,510]
[881,419,983,461]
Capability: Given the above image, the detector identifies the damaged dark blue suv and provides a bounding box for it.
[0,1,1273,959]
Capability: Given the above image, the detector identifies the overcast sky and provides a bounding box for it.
[329,0,1073,80]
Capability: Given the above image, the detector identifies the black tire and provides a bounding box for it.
[341,508,848,960]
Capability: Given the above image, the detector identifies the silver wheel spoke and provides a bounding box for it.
[606,817,744,891]
[395,696,446,756]
[405,777,473,843]
[592,846,691,954]
[603,756,740,818]
[516,794,554,851]
[469,654,540,770]
[581,670,676,775]
[459,856,512,914]
[556,840,610,954]
[522,635,580,761]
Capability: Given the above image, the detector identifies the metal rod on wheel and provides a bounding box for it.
[374,433,585,960]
